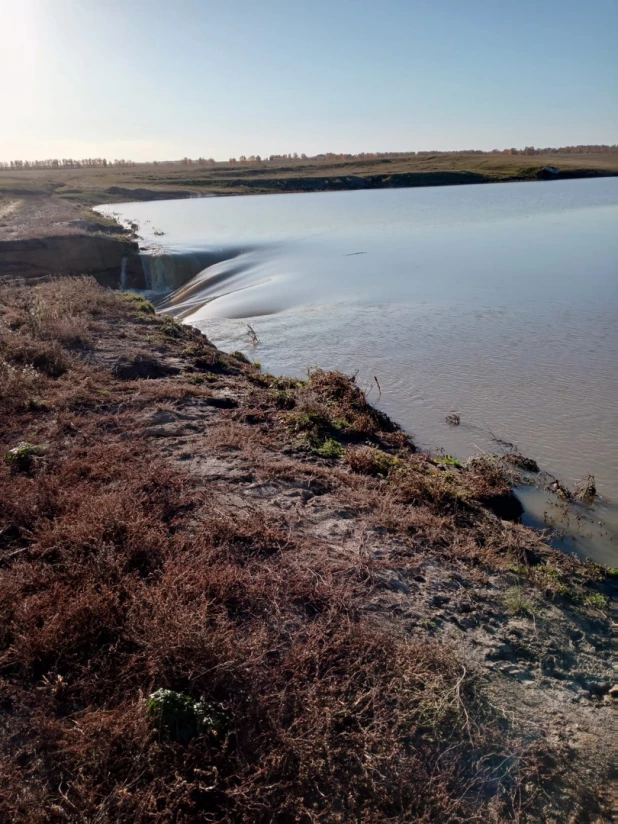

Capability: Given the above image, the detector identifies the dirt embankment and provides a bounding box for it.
[0,195,147,285]
[0,278,614,823]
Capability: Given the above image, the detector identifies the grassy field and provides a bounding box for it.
[1,151,617,205]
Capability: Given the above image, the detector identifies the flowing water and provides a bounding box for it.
[97,178,618,565]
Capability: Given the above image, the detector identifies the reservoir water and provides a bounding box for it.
[97,178,618,565]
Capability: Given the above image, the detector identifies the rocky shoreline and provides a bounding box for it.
[0,278,614,822]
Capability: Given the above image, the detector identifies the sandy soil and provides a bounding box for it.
[0,194,108,241]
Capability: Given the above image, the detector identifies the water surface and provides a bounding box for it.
[99,179,618,564]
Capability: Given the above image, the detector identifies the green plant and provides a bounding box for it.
[534,565,561,588]
[288,408,333,437]
[120,292,155,315]
[3,441,44,471]
[147,689,229,745]
[186,372,218,385]
[315,438,345,459]
[230,350,251,364]
[26,398,48,411]
[272,376,301,390]
[582,593,609,610]
[504,587,537,618]
[160,315,183,338]
[555,585,576,600]
[272,389,296,409]
[346,446,397,477]
[435,455,463,469]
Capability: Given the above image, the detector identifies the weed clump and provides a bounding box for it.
[120,291,156,314]
[504,586,538,618]
[574,474,596,502]
[583,593,608,610]
[271,388,296,409]
[315,438,345,459]
[1,334,69,378]
[503,451,540,473]
[287,369,405,457]
[466,455,509,490]
[147,689,229,744]
[3,441,44,473]
[435,454,463,469]
[346,445,397,476]
[159,314,183,338]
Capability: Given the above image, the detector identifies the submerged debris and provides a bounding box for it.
[503,451,540,473]
[445,412,461,426]
[574,474,597,503]
[548,479,573,500]
[247,323,259,345]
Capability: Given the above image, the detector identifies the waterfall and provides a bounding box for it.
[120,257,128,290]
[140,253,153,290]
[137,247,248,295]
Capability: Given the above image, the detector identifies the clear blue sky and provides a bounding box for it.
[2,0,616,162]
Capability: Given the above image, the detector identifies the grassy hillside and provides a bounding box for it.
[1,152,617,205]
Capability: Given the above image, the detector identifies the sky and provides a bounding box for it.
[1,0,617,162]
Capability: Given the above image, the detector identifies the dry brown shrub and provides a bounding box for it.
[465,455,511,496]
[295,369,400,441]
[0,357,45,414]
[346,445,396,476]
[0,331,69,377]
[33,276,120,319]
[0,277,116,417]
[0,437,545,823]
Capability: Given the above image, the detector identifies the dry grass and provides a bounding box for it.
[0,436,550,824]
[0,277,121,417]
[0,278,610,823]
[286,369,411,457]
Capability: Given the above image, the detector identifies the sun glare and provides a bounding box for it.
[0,0,39,102]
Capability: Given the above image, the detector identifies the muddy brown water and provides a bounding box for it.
[97,178,618,565]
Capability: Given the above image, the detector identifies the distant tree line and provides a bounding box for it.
[224,145,618,164]
[1,145,616,171]
[0,158,136,171]
[491,144,618,156]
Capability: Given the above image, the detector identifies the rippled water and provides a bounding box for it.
[98,179,618,564]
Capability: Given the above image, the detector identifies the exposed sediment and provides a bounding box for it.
[0,233,143,286]
[0,194,147,287]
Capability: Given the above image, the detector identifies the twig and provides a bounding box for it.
[374,376,382,399]
[483,420,514,449]
[246,323,259,345]
[454,665,471,737]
